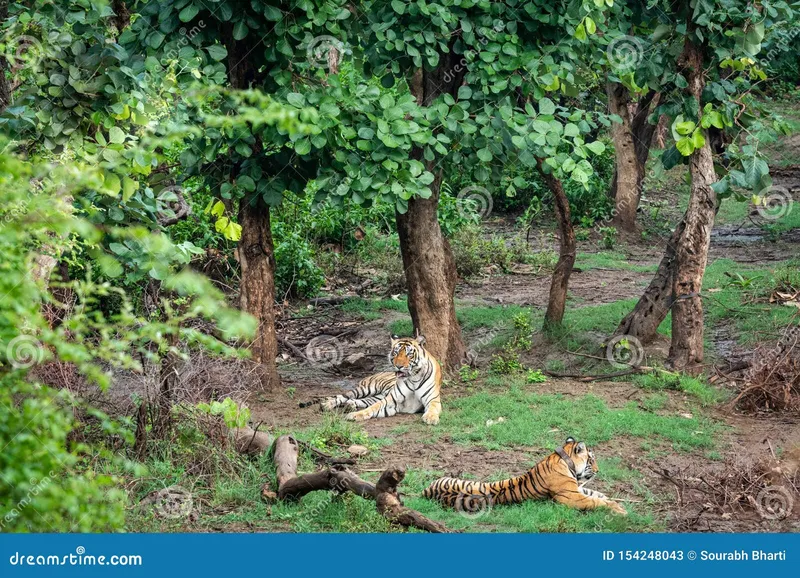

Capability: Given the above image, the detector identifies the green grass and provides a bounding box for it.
[427,386,717,452]
[631,373,726,406]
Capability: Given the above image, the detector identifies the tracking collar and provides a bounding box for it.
[555,445,577,477]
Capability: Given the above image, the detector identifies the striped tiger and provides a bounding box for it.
[423,438,627,515]
[320,372,396,412]
[336,334,442,425]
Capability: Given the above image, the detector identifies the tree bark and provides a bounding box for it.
[238,197,280,390]
[539,164,576,332]
[607,83,659,232]
[222,28,279,390]
[397,53,467,369]
[269,435,453,532]
[667,36,717,374]
[612,218,684,342]
[0,0,11,112]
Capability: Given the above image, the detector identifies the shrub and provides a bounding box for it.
[273,222,326,298]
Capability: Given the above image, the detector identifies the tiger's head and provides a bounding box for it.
[389,334,426,378]
[561,437,598,481]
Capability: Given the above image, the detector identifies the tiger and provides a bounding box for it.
[423,437,627,515]
[320,372,396,412]
[322,334,442,425]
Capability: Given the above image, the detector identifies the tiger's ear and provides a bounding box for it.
[575,442,586,453]
[415,334,426,346]
[391,334,399,341]
[565,437,575,445]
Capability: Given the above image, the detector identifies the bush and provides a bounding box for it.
[0,378,127,532]
[451,225,536,278]
[273,222,326,298]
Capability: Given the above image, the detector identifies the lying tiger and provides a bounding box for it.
[424,437,627,515]
[321,334,442,425]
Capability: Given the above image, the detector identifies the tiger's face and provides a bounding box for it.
[389,335,425,378]
[564,438,598,481]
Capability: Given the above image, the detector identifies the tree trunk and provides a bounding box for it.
[667,37,717,374]
[396,177,465,368]
[612,218,683,342]
[0,0,11,112]
[539,164,576,332]
[396,51,467,369]
[223,29,279,390]
[607,83,659,232]
[238,197,280,390]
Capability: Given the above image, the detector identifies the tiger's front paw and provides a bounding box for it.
[422,412,440,425]
[345,412,366,422]
[607,501,628,516]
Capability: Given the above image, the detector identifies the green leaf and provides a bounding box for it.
[286,92,305,107]
[391,0,405,14]
[674,121,695,136]
[207,45,228,61]
[574,22,586,42]
[148,31,165,49]
[233,20,249,41]
[676,137,694,156]
[122,177,138,202]
[238,175,256,192]
[457,85,472,100]
[109,127,125,144]
[690,128,705,150]
[477,147,493,162]
[538,97,556,116]
[585,141,605,155]
[263,5,282,21]
[294,137,311,155]
[584,17,596,35]
[103,172,121,195]
[178,4,199,22]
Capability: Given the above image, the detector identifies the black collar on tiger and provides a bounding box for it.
[555,445,577,477]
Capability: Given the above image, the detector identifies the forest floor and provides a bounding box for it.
[125,101,800,534]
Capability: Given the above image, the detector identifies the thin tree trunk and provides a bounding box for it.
[539,164,575,332]
[397,51,466,368]
[612,218,683,342]
[667,36,717,374]
[607,83,659,232]
[0,0,11,112]
[238,197,280,390]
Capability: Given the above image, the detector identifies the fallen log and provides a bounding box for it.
[269,435,454,533]
[232,425,273,456]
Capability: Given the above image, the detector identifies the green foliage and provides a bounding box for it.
[0,379,127,532]
[196,398,251,429]
[272,222,326,298]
